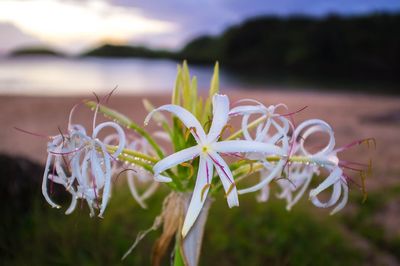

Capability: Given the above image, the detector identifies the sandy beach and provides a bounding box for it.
[0,89,399,192]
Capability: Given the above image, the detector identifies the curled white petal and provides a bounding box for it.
[145,104,206,142]
[293,119,335,157]
[93,121,126,158]
[330,180,348,215]
[309,167,342,198]
[42,154,61,209]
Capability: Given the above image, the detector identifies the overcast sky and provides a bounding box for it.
[0,0,399,54]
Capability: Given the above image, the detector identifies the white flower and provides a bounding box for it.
[229,99,289,143]
[145,94,285,237]
[229,100,291,195]
[293,119,348,214]
[42,121,126,217]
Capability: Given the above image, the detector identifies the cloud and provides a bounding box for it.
[0,0,177,53]
[0,23,43,54]
[0,0,399,53]
[113,0,400,48]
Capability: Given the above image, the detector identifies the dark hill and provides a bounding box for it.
[181,13,400,79]
[10,47,64,57]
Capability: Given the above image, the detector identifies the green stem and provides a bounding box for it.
[117,154,154,173]
[107,145,158,163]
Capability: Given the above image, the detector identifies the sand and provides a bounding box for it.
[0,89,399,191]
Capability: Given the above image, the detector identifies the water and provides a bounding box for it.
[1,56,395,96]
[0,57,242,96]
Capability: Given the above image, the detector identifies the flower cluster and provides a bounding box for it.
[43,116,126,217]
[40,62,371,263]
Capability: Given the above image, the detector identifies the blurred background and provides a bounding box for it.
[1,0,399,265]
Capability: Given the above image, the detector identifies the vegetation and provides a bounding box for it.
[1,169,362,265]
[180,13,400,80]
[81,13,400,81]
[9,47,64,57]
[82,44,176,59]
[2,153,398,265]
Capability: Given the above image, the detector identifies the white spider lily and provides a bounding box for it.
[42,121,126,217]
[229,99,289,143]
[293,119,348,214]
[145,94,285,237]
[227,100,292,194]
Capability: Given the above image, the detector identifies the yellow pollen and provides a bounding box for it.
[202,146,209,153]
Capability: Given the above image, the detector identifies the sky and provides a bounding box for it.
[0,0,399,55]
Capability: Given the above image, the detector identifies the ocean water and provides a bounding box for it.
[0,57,242,96]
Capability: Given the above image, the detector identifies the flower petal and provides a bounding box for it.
[241,114,253,141]
[229,105,266,116]
[212,140,284,156]
[208,151,239,207]
[309,167,342,198]
[127,171,148,209]
[293,119,335,157]
[207,94,230,142]
[93,121,126,158]
[97,142,113,217]
[42,154,61,209]
[330,180,348,215]
[257,183,270,202]
[145,104,206,142]
[65,190,78,215]
[153,146,200,182]
[182,156,213,237]
[311,181,341,208]
[238,159,285,194]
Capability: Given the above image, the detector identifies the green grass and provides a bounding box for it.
[343,185,400,259]
[2,184,365,266]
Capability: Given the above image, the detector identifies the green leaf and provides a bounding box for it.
[182,61,192,110]
[202,62,219,124]
[209,61,219,97]
[190,76,198,116]
[172,66,182,105]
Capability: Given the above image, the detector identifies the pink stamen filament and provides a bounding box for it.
[206,161,210,184]
[220,152,245,159]
[339,163,365,173]
[190,127,200,140]
[342,173,361,189]
[340,160,369,167]
[279,106,308,117]
[14,127,50,139]
[335,138,376,153]
[49,145,86,156]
